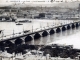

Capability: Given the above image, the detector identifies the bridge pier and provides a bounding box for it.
[31,36,35,45]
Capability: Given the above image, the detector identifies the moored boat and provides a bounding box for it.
[16,22,23,25]
[18,20,32,23]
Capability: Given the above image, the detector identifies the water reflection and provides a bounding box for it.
[49,34,55,42]
[39,37,44,45]
[66,29,72,36]
[45,35,51,45]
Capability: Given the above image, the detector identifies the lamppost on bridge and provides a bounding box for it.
[40,23,42,30]
[13,29,15,37]
[47,22,49,27]
[53,22,54,26]
[23,26,24,35]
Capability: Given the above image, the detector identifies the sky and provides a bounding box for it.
[0,0,80,6]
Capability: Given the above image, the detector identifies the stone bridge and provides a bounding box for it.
[0,21,80,45]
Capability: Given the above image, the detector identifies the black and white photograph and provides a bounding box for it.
[0,0,80,60]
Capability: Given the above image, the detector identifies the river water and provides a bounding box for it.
[0,19,79,48]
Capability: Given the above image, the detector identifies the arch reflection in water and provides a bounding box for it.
[49,34,55,42]
[76,26,80,32]
[39,37,44,45]
[62,30,67,36]
[33,38,41,45]
[71,27,77,34]
[45,35,51,45]
[31,37,34,45]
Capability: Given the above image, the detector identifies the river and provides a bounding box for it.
[0,19,79,48]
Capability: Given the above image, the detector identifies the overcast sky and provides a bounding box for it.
[0,0,80,6]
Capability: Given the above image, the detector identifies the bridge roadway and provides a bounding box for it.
[0,20,80,44]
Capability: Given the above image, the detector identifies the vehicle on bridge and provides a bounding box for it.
[0,30,2,33]
[23,30,30,33]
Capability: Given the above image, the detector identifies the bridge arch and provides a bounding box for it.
[72,23,75,29]
[56,27,61,33]
[0,41,4,47]
[25,35,33,42]
[49,29,55,35]
[62,26,66,31]
[5,40,14,47]
[42,30,48,37]
[0,41,5,51]
[15,38,23,45]
[76,22,79,28]
[34,32,41,39]
[67,25,71,30]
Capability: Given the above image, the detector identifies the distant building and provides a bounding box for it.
[45,13,53,19]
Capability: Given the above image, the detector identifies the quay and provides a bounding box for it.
[0,20,80,45]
